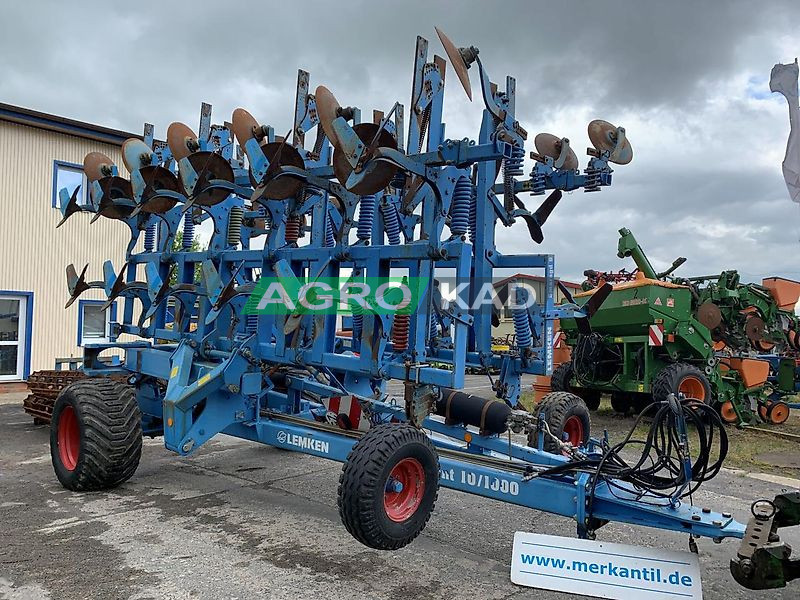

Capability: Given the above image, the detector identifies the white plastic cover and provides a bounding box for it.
[770,59,800,203]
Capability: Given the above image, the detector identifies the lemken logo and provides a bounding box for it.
[276,430,330,454]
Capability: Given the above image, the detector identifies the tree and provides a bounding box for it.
[170,230,204,285]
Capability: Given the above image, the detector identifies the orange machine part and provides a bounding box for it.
[532,375,552,404]
[727,357,770,389]
[762,277,800,311]
[719,401,738,424]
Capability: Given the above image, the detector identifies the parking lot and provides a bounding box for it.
[1,381,799,600]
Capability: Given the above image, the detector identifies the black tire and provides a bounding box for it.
[528,391,591,453]
[652,363,711,405]
[338,423,439,550]
[550,363,601,411]
[50,379,142,491]
[550,363,574,392]
[577,389,602,411]
[610,391,633,414]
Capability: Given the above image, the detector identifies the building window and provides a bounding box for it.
[52,161,88,209]
[77,300,115,346]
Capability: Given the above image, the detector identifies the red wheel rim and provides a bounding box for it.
[563,415,584,447]
[384,458,425,523]
[57,405,80,471]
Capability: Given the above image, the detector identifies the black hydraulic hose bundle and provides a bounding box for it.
[538,398,728,505]
[572,332,622,386]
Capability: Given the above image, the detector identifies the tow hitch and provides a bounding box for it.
[731,492,800,589]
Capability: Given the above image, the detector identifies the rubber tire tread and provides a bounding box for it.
[50,378,142,491]
[338,423,439,550]
[610,391,633,414]
[550,363,573,392]
[651,363,711,405]
[528,391,591,454]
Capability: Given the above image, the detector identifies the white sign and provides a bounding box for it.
[511,532,702,600]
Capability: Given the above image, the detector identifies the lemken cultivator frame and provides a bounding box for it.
[49,28,798,589]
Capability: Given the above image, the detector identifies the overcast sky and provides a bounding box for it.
[3,1,800,284]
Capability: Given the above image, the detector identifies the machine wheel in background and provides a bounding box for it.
[528,392,591,453]
[50,379,142,491]
[338,423,439,550]
[610,391,634,415]
[652,363,712,405]
[549,362,601,410]
[719,401,739,424]
[767,401,790,425]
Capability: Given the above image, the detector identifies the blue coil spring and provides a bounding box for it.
[531,170,547,195]
[357,195,375,241]
[512,287,532,349]
[144,223,157,252]
[503,144,525,178]
[325,212,336,248]
[246,314,258,334]
[182,214,195,249]
[450,176,472,236]
[381,201,401,245]
[583,165,601,192]
[429,312,438,340]
[351,311,363,341]
[468,182,477,243]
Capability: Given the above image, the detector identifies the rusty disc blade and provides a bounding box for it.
[754,338,776,352]
[84,152,114,182]
[121,138,153,172]
[138,165,180,213]
[315,85,342,148]
[252,141,305,200]
[789,329,800,350]
[696,301,722,331]
[179,152,235,206]
[97,176,135,220]
[332,123,398,195]
[587,120,633,165]
[534,133,578,170]
[231,108,261,149]
[435,26,472,101]
[744,314,766,342]
[167,122,198,161]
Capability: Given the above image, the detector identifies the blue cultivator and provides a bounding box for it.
[49,28,798,589]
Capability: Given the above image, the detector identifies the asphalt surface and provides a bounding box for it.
[1,381,800,600]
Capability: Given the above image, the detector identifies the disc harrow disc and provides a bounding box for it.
[231,108,261,148]
[435,26,473,101]
[84,152,114,182]
[534,133,578,170]
[587,119,633,165]
[179,152,234,206]
[121,138,153,172]
[696,301,722,331]
[744,314,766,342]
[137,165,181,213]
[332,122,398,195]
[96,176,135,220]
[251,141,306,200]
[315,85,342,148]
[167,122,198,161]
